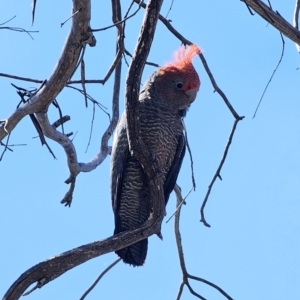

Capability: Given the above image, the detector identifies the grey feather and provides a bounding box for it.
[110,71,192,266]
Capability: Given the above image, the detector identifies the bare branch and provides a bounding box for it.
[124,49,160,67]
[242,0,300,45]
[79,258,121,300]
[61,8,82,27]
[32,0,37,25]
[200,119,241,227]
[0,26,38,40]
[80,54,88,107]
[0,0,94,142]
[52,117,66,129]
[176,281,185,300]
[253,32,285,118]
[133,0,242,120]
[35,111,80,175]
[125,0,165,242]
[183,120,196,190]
[91,0,143,32]
[85,102,96,153]
[2,215,166,300]
[0,16,16,25]
[165,0,175,19]
[174,185,234,300]
[79,0,124,172]
[0,73,104,84]
[293,0,300,51]
[134,0,243,229]
[198,54,243,120]
[66,85,108,111]
[0,133,11,161]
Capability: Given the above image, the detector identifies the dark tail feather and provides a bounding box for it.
[116,238,148,266]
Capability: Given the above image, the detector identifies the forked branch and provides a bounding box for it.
[174,185,234,300]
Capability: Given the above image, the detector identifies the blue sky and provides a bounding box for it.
[1,1,300,299]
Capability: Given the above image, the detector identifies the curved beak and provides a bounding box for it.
[185,88,198,103]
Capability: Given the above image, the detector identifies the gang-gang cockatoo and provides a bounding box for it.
[110,44,201,266]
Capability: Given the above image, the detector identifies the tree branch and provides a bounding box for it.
[174,185,234,300]
[0,0,95,142]
[293,0,300,51]
[79,258,121,300]
[242,0,300,44]
[125,0,165,236]
[2,217,165,300]
[2,2,168,298]
[200,119,241,227]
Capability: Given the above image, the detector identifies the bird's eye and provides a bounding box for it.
[176,82,183,90]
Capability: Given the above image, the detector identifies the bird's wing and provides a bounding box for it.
[110,113,129,214]
[164,132,186,205]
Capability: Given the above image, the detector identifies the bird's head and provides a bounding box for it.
[154,44,201,110]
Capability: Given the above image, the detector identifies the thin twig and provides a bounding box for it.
[80,56,88,107]
[32,0,37,25]
[61,8,82,27]
[79,258,121,300]
[176,282,185,300]
[244,3,255,15]
[101,49,123,85]
[199,53,242,120]
[188,274,234,300]
[85,102,96,153]
[165,0,175,19]
[52,100,65,135]
[0,16,16,25]
[0,133,11,161]
[66,85,108,112]
[124,49,159,67]
[12,85,56,159]
[200,119,241,227]
[91,0,143,32]
[252,32,285,118]
[0,72,120,85]
[133,0,242,120]
[182,119,196,190]
[0,26,38,40]
[165,186,192,224]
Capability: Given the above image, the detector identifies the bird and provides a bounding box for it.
[110,44,201,266]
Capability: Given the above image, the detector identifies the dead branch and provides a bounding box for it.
[174,185,234,300]
[91,0,143,32]
[125,1,166,247]
[134,0,244,226]
[253,32,285,118]
[200,119,241,227]
[293,0,300,51]
[32,0,37,25]
[2,216,165,300]
[79,258,121,300]
[134,0,243,120]
[0,27,38,39]
[3,2,167,297]
[35,0,124,206]
[80,55,88,107]
[0,0,95,142]
[124,49,160,67]
[0,133,11,161]
[242,0,300,44]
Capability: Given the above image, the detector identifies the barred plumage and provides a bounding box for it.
[110,45,201,266]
